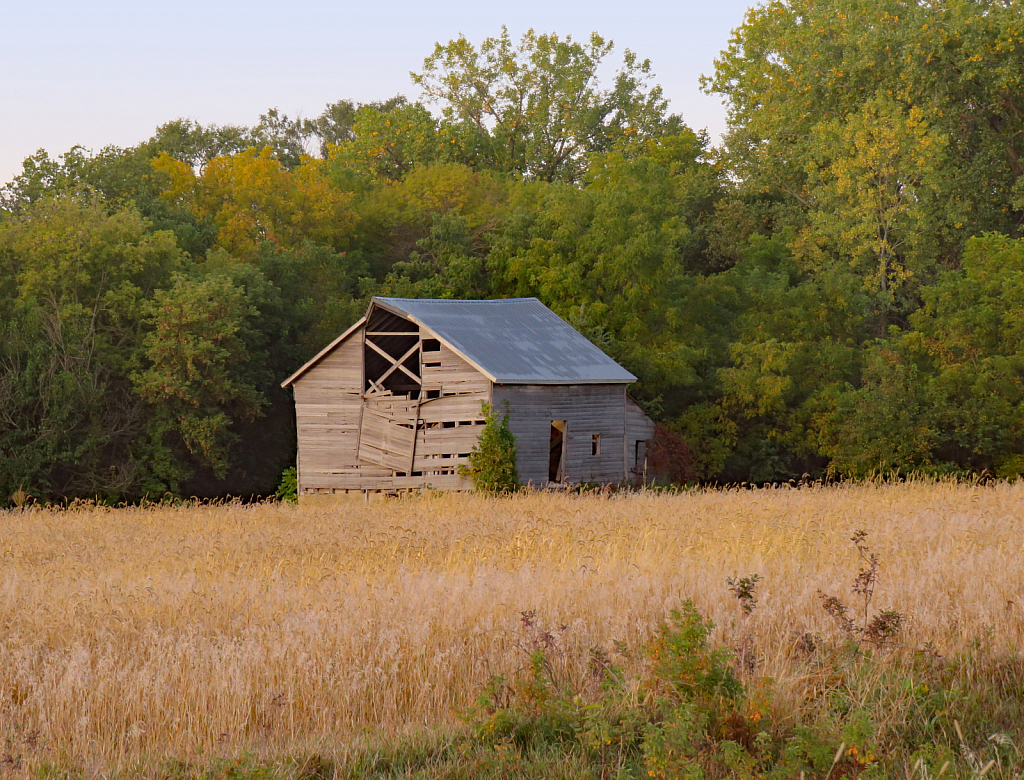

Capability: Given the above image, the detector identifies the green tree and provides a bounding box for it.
[413,27,680,182]
[713,234,869,481]
[488,132,726,414]
[705,0,1024,271]
[324,102,446,184]
[461,403,520,493]
[0,195,181,502]
[798,93,948,321]
[821,234,1024,477]
[133,270,265,483]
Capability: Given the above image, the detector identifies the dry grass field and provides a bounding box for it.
[2,481,1024,777]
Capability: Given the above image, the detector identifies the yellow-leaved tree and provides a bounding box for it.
[152,148,357,259]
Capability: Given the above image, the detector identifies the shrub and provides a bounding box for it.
[647,424,696,485]
[275,466,298,502]
[461,402,520,494]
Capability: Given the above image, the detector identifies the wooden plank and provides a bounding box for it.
[294,319,499,492]
[420,344,490,394]
[408,393,423,474]
[419,396,488,423]
[415,429,482,456]
[358,400,417,472]
[293,330,367,493]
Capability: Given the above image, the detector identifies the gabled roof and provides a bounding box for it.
[375,297,635,384]
[282,297,636,387]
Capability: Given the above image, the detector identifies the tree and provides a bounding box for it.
[413,27,680,182]
[705,0,1024,268]
[714,235,869,482]
[303,96,408,158]
[0,195,181,502]
[488,132,724,411]
[820,234,1024,477]
[798,93,947,318]
[461,403,520,493]
[153,148,358,260]
[133,271,265,482]
[325,102,445,184]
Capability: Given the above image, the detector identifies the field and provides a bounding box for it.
[3,481,1024,778]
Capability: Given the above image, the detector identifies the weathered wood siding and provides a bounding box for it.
[491,384,627,486]
[420,334,491,397]
[292,327,393,492]
[625,396,656,481]
[292,326,488,493]
[358,394,419,472]
[414,332,489,481]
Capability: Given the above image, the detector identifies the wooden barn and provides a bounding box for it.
[281,297,655,497]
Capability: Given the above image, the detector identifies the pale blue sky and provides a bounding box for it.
[2,0,756,185]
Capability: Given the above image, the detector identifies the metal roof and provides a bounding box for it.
[373,297,636,385]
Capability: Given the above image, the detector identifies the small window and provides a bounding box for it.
[592,433,601,456]
[426,389,441,399]
[422,338,440,352]
[424,361,441,368]
[443,421,456,428]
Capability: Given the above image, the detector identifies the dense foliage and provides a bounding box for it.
[2,5,1024,503]
[461,403,521,494]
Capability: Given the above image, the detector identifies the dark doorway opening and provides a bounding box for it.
[635,440,648,474]
[549,421,566,483]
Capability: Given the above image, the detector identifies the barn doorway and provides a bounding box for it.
[635,440,648,476]
[549,421,566,483]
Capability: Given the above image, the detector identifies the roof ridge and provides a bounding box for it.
[375,296,540,303]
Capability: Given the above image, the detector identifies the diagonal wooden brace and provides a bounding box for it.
[365,338,422,386]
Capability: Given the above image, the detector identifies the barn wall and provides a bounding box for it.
[491,384,627,486]
[292,327,393,492]
[625,396,657,482]
[412,332,490,482]
[291,309,644,492]
[292,325,491,493]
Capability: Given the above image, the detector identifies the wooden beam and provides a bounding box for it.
[365,339,421,385]
[365,331,419,337]
[409,393,423,474]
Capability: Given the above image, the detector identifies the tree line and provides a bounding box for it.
[2,1,1023,504]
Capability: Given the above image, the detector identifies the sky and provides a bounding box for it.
[2,0,756,186]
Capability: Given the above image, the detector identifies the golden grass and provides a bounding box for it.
[2,480,1023,773]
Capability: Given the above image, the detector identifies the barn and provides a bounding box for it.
[281,296,655,497]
